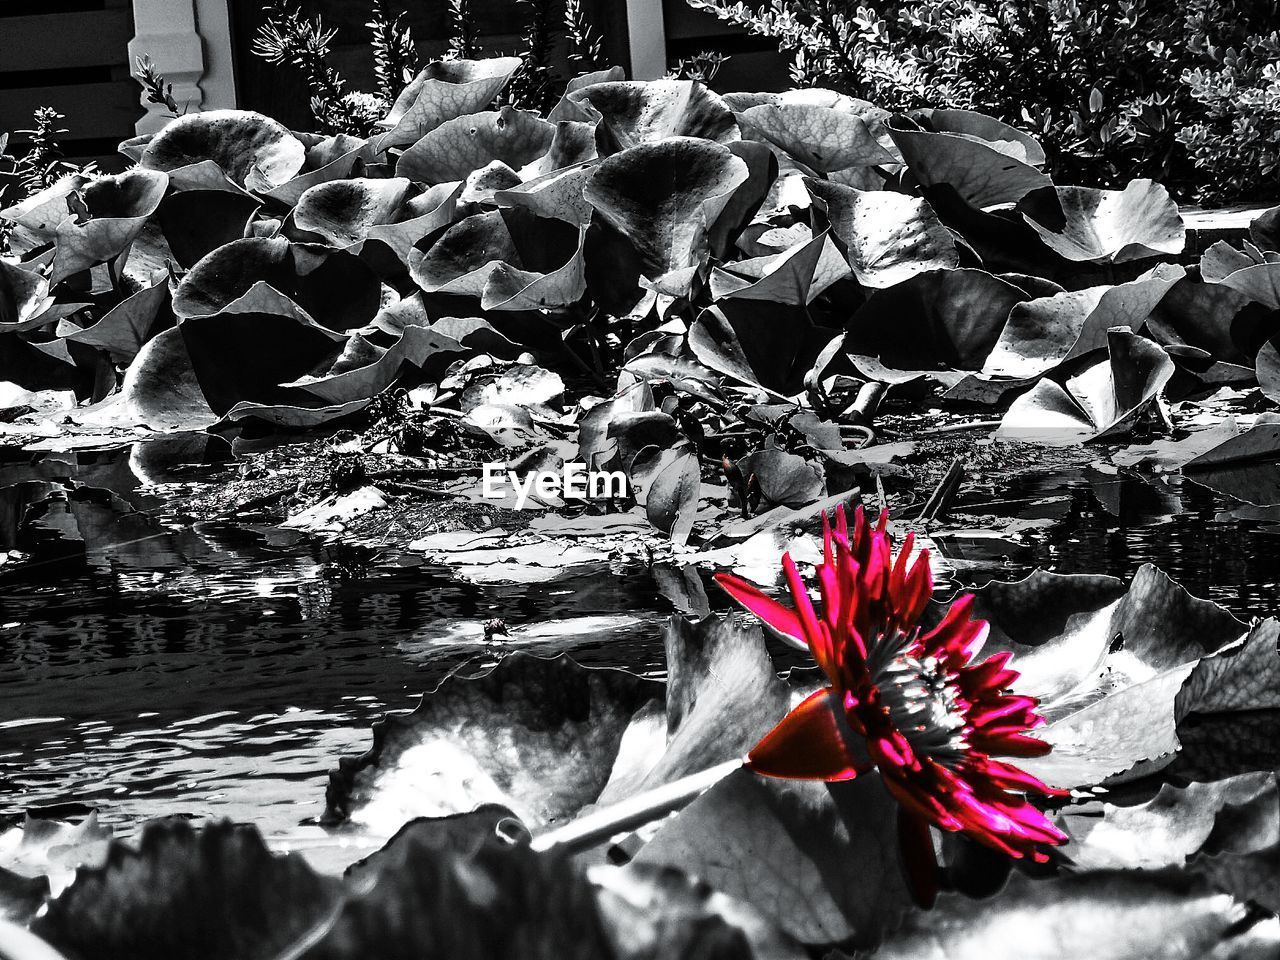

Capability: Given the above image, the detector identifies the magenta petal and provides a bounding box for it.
[712,572,807,649]
[748,688,867,781]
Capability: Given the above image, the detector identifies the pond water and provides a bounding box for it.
[1,441,1277,847]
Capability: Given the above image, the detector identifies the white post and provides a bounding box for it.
[625,0,668,80]
[129,0,238,133]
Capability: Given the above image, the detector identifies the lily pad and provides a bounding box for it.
[691,300,832,396]
[50,169,169,285]
[998,330,1174,445]
[567,80,738,154]
[1019,180,1185,262]
[397,107,556,184]
[584,138,748,297]
[740,103,895,173]
[139,109,306,189]
[292,177,413,249]
[888,116,1053,210]
[378,57,524,148]
[808,178,959,288]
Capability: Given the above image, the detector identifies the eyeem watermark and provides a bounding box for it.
[481,463,627,509]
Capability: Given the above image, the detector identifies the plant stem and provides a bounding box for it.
[529,757,745,855]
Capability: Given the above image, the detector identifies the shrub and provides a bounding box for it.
[687,0,1280,203]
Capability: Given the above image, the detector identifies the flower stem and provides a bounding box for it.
[530,757,746,855]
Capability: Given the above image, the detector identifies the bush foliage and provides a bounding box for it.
[690,0,1280,203]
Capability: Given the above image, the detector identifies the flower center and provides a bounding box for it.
[867,631,969,766]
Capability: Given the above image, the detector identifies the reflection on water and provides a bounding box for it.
[0,441,1277,842]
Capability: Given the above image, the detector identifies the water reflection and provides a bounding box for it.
[0,440,1277,844]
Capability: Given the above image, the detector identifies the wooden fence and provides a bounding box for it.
[0,0,139,171]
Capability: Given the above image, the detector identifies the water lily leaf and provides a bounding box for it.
[986,264,1184,378]
[0,175,90,256]
[737,448,825,508]
[173,238,381,331]
[378,57,523,148]
[546,65,628,122]
[49,169,169,285]
[708,227,848,305]
[0,259,52,330]
[644,449,702,544]
[888,117,1052,209]
[250,134,368,206]
[292,177,413,249]
[1059,771,1278,871]
[364,181,462,268]
[517,119,599,179]
[481,227,588,312]
[460,363,565,416]
[1018,180,1185,262]
[397,107,556,184]
[410,207,584,308]
[567,80,738,154]
[691,300,831,396]
[139,109,306,188]
[843,268,1029,374]
[1259,337,1280,404]
[998,330,1174,445]
[155,186,260,270]
[1200,240,1266,283]
[62,278,170,363]
[114,328,215,430]
[289,325,466,405]
[740,103,895,172]
[1145,276,1268,369]
[636,770,911,948]
[219,398,371,429]
[808,179,958,288]
[178,284,343,415]
[32,819,343,960]
[1218,261,1280,309]
[323,653,664,831]
[874,870,1274,960]
[913,107,1047,164]
[584,137,749,297]
[494,161,598,226]
[957,562,1248,787]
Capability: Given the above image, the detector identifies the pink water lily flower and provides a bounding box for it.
[715,506,1067,900]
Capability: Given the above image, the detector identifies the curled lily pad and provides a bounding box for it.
[1019,180,1185,263]
[62,279,170,363]
[0,175,90,256]
[289,326,466,405]
[584,137,748,297]
[49,169,170,285]
[494,161,598,226]
[840,268,1030,377]
[139,109,306,189]
[178,283,343,415]
[691,300,832,396]
[364,181,462,268]
[740,103,895,172]
[708,227,849,306]
[997,329,1174,445]
[888,116,1052,209]
[737,448,825,508]
[808,178,958,288]
[913,107,1047,164]
[397,107,556,184]
[250,133,369,205]
[0,259,52,329]
[379,57,524,148]
[173,237,380,331]
[114,327,215,430]
[292,177,413,249]
[984,264,1184,379]
[410,207,584,310]
[568,80,739,154]
[1217,261,1280,309]
[953,562,1248,787]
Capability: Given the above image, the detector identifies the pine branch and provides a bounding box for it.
[447,0,482,59]
[368,0,420,102]
[564,0,603,69]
